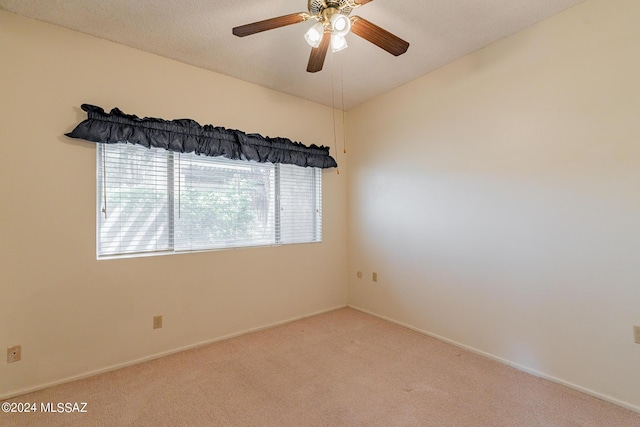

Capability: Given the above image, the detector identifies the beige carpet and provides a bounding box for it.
[2,308,639,426]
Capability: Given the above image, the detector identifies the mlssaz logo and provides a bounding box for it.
[40,402,88,413]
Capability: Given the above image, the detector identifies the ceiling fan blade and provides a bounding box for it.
[307,32,330,73]
[353,0,374,4]
[350,16,409,56]
[232,13,308,37]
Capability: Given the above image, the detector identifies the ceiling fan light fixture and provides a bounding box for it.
[330,13,351,37]
[232,0,410,73]
[304,22,325,48]
[331,34,348,53]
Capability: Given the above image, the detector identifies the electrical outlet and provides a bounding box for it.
[7,345,21,363]
[634,326,640,344]
[153,315,163,329]
[357,271,362,279]
[372,272,378,282]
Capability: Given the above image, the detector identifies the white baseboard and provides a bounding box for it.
[1,304,347,401]
[348,304,640,415]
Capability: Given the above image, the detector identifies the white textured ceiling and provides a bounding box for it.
[0,0,585,110]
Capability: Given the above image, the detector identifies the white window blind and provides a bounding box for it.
[97,144,172,256]
[278,164,322,244]
[97,143,322,258]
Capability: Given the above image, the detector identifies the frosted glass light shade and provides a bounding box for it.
[330,14,351,37]
[331,34,348,53]
[304,23,325,48]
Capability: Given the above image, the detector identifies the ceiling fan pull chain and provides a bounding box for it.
[340,53,347,155]
[330,50,340,175]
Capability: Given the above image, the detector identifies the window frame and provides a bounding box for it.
[96,143,322,259]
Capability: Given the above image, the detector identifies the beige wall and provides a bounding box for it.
[0,11,347,398]
[347,0,640,411]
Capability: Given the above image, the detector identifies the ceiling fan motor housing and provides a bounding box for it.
[309,0,353,17]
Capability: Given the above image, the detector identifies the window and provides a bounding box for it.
[97,143,322,258]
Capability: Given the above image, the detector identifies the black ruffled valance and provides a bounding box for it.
[66,104,337,169]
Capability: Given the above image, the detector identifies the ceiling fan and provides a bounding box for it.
[232,0,410,73]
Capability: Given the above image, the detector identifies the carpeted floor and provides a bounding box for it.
[2,308,639,426]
